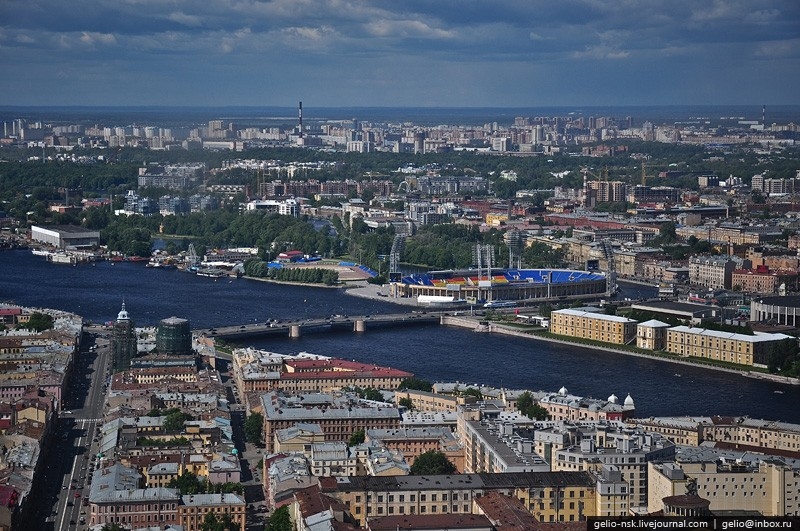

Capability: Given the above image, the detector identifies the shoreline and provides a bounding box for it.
[445,316,800,386]
[344,283,800,386]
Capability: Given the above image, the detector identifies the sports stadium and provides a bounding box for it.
[397,268,609,305]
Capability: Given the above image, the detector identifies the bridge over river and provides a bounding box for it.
[194,312,443,340]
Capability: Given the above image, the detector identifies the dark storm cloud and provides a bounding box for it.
[0,0,798,106]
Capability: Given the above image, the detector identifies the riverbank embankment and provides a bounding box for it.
[441,316,800,386]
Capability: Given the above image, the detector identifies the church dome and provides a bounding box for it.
[558,386,568,396]
[117,302,130,321]
[608,394,618,404]
[624,393,635,408]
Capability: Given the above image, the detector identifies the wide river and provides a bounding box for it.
[2,250,798,422]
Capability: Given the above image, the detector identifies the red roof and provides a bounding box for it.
[0,308,21,316]
[0,486,18,508]
[278,250,304,258]
[283,359,412,379]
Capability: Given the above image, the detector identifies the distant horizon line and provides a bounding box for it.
[2,103,798,110]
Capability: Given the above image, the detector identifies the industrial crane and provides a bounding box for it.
[641,161,655,186]
[580,167,609,208]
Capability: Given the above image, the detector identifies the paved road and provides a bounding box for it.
[41,327,110,531]
[217,363,269,531]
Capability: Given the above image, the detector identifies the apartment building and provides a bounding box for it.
[365,427,463,471]
[459,417,549,474]
[732,267,799,294]
[648,459,800,516]
[393,389,464,413]
[666,326,793,367]
[702,417,800,456]
[260,391,401,453]
[536,387,636,422]
[550,309,637,345]
[625,417,707,447]
[232,350,411,395]
[178,493,246,531]
[321,471,598,525]
[688,255,737,290]
[552,431,676,510]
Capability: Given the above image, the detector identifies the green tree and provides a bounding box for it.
[24,312,54,332]
[244,412,263,444]
[398,377,433,392]
[200,511,236,531]
[163,410,192,431]
[362,387,384,402]
[167,471,204,494]
[348,428,365,447]
[461,387,483,400]
[410,450,456,475]
[516,391,551,421]
[266,505,294,531]
[398,397,414,410]
[522,242,566,268]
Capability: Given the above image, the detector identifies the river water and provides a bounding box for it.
[1,250,798,422]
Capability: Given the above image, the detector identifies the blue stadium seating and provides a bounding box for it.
[401,269,604,286]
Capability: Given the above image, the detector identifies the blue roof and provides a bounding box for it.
[400,269,604,286]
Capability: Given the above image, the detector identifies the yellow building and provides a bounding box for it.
[393,389,463,413]
[550,309,637,345]
[178,493,246,531]
[625,417,705,447]
[322,472,598,525]
[666,326,792,367]
[648,459,800,516]
[635,319,671,350]
[702,417,800,456]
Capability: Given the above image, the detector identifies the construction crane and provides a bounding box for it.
[580,167,609,208]
[640,160,659,186]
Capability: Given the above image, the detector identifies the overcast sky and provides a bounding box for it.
[1,0,798,108]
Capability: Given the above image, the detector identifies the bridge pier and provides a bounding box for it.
[289,325,301,338]
[354,319,366,333]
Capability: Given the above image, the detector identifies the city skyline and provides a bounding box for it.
[2,0,799,108]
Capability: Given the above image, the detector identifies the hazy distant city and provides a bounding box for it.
[1,103,800,530]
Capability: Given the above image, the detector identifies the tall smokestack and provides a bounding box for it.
[298,101,303,138]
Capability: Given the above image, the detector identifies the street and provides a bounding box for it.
[38,326,109,531]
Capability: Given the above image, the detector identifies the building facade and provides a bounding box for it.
[550,309,637,345]
[665,326,792,367]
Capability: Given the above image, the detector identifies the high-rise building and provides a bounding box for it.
[111,302,137,372]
